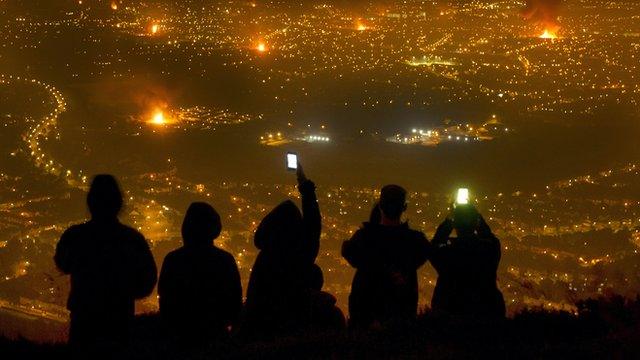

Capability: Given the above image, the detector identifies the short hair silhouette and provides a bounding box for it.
[181,202,222,247]
[87,174,123,219]
[379,185,407,220]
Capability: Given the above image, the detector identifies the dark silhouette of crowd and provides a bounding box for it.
[55,167,505,354]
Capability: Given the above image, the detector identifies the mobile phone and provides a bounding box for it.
[286,152,298,171]
[456,188,469,205]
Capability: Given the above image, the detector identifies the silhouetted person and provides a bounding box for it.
[242,164,343,339]
[54,175,157,349]
[342,185,431,329]
[158,202,242,344]
[430,204,506,320]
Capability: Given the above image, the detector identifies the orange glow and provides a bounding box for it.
[151,111,165,125]
[355,19,368,31]
[147,107,177,126]
[256,42,268,53]
[150,24,160,35]
[110,2,118,10]
[539,29,558,39]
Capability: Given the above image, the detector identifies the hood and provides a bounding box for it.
[254,200,303,251]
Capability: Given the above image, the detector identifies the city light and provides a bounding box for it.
[110,2,118,10]
[150,24,160,35]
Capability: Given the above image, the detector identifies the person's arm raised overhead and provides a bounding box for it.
[429,214,454,272]
[477,214,493,238]
[132,231,158,299]
[477,214,501,265]
[297,163,321,263]
[54,227,76,274]
[432,216,453,248]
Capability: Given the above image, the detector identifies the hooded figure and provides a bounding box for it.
[54,175,157,348]
[242,166,342,339]
[430,205,505,320]
[158,202,242,343]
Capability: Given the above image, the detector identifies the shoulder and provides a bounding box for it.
[60,223,89,241]
[347,227,370,243]
[161,248,182,267]
[213,247,237,264]
[119,224,147,242]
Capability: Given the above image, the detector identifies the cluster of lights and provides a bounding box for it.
[303,135,330,143]
[3,75,88,187]
[387,118,507,147]
[142,105,255,130]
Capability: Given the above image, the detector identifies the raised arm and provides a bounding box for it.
[429,218,454,273]
[432,218,453,247]
[297,164,321,263]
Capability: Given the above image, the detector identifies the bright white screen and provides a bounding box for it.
[456,188,469,205]
[287,153,298,169]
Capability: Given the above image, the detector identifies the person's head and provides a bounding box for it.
[181,202,222,247]
[379,185,407,222]
[254,200,303,251]
[452,204,480,236]
[87,174,123,220]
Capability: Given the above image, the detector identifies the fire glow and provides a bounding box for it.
[539,29,558,39]
[256,42,268,53]
[355,19,369,31]
[147,109,176,126]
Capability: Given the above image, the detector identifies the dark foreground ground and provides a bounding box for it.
[1,295,640,359]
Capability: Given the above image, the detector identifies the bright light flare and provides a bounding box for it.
[456,188,470,205]
[539,29,558,39]
[256,42,268,53]
[355,19,369,31]
[151,111,166,125]
[110,2,118,10]
[150,24,160,35]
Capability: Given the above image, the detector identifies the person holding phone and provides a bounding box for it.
[429,190,506,321]
[241,156,344,340]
